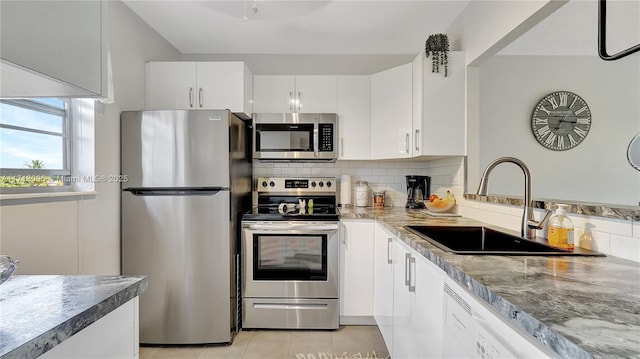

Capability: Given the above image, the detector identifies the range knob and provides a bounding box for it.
[261,181,268,188]
[311,181,317,187]
[269,181,275,187]
[318,181,324,187]
[326,181,332,188]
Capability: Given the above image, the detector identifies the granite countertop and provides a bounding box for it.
[340,207,640,359]
[0,275,148,359]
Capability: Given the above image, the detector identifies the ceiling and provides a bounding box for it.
[122,0,470,55]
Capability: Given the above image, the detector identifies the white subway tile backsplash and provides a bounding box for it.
[254,157,638,262]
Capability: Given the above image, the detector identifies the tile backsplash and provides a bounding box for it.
[253,156,639,263]
[253,156,466,207]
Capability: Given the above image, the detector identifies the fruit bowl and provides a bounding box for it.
[425,192,456,213]
[0,255,19,285]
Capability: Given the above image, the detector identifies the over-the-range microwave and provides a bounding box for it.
[252,113,338,162]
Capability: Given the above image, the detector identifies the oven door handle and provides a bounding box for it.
[244,223,339,231]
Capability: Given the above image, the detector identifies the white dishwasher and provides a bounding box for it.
[442,277,558,359]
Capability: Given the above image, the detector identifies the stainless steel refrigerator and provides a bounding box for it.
[120,109,251,344]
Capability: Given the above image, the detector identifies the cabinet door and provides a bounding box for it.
[337,76,371,160]
[196,62,251,113]
[146,62,197,110]
[253,75,295,113]
[339,220,375,322]
[295,75,338,113]
[393,239,445,359]
[0,0,106,97]
[373,223,395,353]
[408,251,444,358]
[415,51,466,156]
[370,63,413,159]
[392,239,412,359]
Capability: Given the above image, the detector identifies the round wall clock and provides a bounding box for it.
[531,91,592,151]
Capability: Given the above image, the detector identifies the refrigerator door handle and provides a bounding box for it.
[124,188,224,196]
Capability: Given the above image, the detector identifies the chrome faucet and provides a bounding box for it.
[476,157,552,239]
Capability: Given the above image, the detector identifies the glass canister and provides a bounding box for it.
[355,181,369,207]
[372,191,386,208]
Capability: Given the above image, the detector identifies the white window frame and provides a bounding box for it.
[0,98,73,194]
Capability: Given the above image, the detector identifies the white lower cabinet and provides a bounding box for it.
[392,238,444,359]
[373,223,395,352]
[339,220,375,325]
[40,297,140,359]
[371,223,555,359]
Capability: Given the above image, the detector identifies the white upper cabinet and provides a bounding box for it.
[253,75,338,113]
[252,75,295,113]
[370,63,413,159]
[146,61,253,117]
[295,75,338,113]
[0,0,106,97]
[337,76,371,160]
[146,62,195,110]
[413,51,466,156]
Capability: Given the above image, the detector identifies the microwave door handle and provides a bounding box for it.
[314,120,319,158]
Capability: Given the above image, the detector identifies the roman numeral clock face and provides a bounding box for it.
[531,91,591,151]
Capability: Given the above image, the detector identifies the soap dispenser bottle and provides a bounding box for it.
[548,204,574,250]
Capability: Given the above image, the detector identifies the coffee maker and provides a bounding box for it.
[405,175,431,209]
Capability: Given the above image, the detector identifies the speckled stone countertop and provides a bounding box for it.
[340,207,640,359]
[0,275,148,359]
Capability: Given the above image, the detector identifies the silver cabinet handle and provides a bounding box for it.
[199,88,203,108]
[387,238,393,264]
[297,91,302,111]
[405,133,410,154]
[408,255,416,293]
[289,91,293,111]
[342,223,347,248]
[415,129,420,151]
[340,138,344,157]
[405,252,411,287]
[189,87,194,108]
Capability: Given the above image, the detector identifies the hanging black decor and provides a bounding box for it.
[425,34,450,76]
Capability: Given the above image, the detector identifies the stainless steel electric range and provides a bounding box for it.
[241,177,339,330]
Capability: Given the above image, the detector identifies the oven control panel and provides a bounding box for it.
[257,177,336,193]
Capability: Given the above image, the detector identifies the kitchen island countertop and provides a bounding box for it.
[0,275,148,359]
[340,206,640,359]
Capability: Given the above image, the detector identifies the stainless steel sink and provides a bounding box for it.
[404,225,605,256]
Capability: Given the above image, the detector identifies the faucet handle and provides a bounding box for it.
[527,209,553,230]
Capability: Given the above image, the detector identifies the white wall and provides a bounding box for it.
[446,0,566,66]
[0,1,181,274]
[477,55,640,206]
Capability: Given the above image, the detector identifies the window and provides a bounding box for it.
[0,98,71,192]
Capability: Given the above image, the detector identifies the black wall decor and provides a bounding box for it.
[598,0,640,61]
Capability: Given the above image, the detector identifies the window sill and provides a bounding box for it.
[0,191,97,205]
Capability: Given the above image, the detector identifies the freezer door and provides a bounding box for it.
[121,110,236,188]
[121,190,234,344]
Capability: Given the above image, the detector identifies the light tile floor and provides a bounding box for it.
[139,326,390,359]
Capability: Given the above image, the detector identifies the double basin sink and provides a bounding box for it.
[404,225,605,256]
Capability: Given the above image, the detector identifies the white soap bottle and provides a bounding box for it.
[547,204,575,251]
